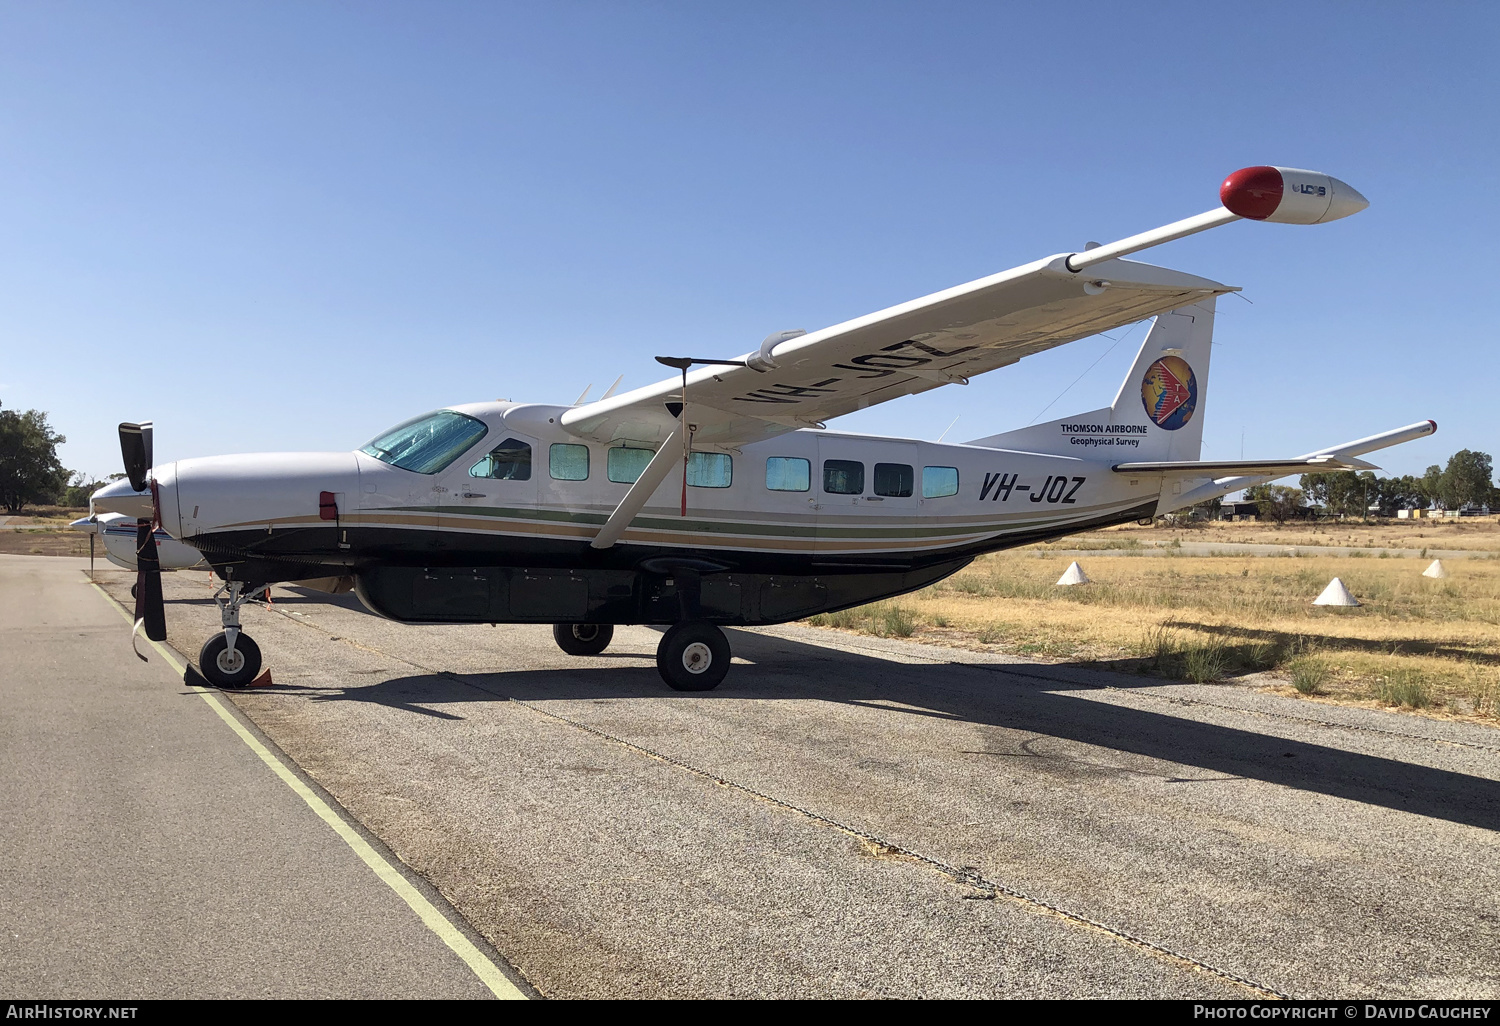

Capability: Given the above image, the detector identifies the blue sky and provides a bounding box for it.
[1,1,1495,481]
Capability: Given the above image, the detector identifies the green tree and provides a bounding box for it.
[1299,471,1371,518]
[1374,474,1424,515]
[0,402,70,513]
[1439,450,1495,510]
[1246,484,1307,523]
[1420,464,1444,508]
[61,471,124,509]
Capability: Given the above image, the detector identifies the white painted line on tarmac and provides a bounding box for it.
[88,579,528,1000]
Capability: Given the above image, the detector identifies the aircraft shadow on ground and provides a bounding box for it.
[275,628,1500,834]
[1165,619,1500,666]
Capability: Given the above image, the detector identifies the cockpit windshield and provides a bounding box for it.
[359,410,489,475]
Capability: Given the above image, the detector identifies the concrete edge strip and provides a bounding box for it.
[86,579,527,1001]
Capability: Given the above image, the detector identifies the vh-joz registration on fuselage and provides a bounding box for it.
[92,166,1435,692]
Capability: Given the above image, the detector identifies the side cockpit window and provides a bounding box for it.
[470,438,532,480]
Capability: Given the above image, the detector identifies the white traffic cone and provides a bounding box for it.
[1422,559,1448,579]
[1056,561,1090,586]
[1313,577,1360,607]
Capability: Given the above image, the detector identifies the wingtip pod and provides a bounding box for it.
[1220,166,1369,224]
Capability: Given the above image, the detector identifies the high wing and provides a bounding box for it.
[559,253,1236,449]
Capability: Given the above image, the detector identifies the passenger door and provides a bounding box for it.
[813,437,919,555]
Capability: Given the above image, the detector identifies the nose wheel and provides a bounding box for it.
[656,621,730,691]
[198,579,264,688]
[199,632,262,688]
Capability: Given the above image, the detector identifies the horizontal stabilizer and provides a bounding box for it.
[1113,454,1377,477]
[1161,420,1437,514]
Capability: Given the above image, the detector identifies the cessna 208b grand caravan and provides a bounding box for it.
[92,166,1435,690]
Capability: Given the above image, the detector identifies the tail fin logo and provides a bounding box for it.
[1140,356,1198,430]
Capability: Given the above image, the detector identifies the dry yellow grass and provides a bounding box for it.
[0,529,94,557]
[1039,516,1500,553]
[808,546,1500,723]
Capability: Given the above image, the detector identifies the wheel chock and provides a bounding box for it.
[247,669,274,688]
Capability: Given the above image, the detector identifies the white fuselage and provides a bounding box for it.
[138,401,1167,568]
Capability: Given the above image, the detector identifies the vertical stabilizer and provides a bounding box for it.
[965,296,1216,462]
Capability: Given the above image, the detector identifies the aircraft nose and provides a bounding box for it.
[87,463,182,536]
[171,451,359,539]
[90,476,153,519]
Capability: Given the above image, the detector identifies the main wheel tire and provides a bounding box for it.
[552,623,614,656]
[130,583,138,599]
[198,633,263,689]
[655,621,730,692]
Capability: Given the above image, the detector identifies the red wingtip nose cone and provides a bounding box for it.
[1221,166,1284,220]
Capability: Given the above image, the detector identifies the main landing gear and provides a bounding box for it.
[198,580,264,688]
[655,621,730,692]
[550,620,731,691]
[552,622,614,656]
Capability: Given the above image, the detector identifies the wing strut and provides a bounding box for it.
[656,355,747,516]
[590,426,684,550]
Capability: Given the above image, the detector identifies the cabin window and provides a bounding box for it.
[688,452,732,488]
[873,463,913,497]
[923,466,959,498]
[765,457,810,492]
[360,410,488,475]
[823,459,864,495]
[607,446,654,484]
[469,438,532,480]
[549,443,590,481]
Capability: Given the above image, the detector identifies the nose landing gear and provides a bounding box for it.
[198,580,264,688]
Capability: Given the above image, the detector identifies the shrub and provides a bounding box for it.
[879,605,916,638]
[1288,658,1329,695]
[1372,668,1432,709]
[1181,637,1230,683]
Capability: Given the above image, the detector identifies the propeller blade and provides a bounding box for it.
[134,518,167,643]
[119,422,153,492]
